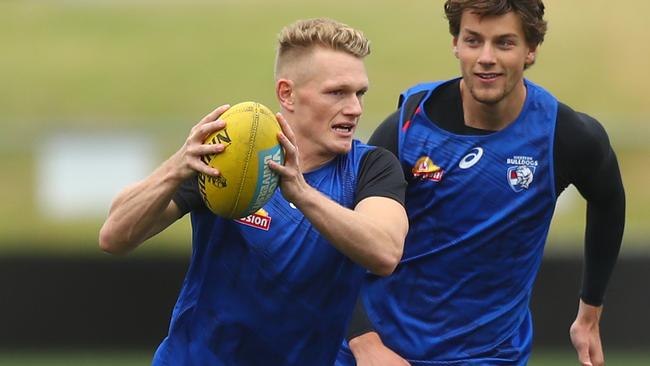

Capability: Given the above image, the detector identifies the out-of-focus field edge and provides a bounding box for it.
[1,0,648,254]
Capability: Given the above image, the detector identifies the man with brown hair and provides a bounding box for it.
[99,18,408,365]
[338,1,624,365]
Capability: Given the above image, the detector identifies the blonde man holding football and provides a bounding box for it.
[99,18,408,365]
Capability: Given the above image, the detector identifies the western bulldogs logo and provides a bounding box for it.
[506,155,538,192]
[508,165,535,192]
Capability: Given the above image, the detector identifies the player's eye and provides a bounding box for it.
[328,90,344,96]
[497,39,516,49]
[465,37,480,46]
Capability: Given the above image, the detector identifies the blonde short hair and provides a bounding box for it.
[274,18,370,79]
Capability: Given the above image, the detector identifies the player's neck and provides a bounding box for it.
[297,143,337,173]
[460,79,527,131]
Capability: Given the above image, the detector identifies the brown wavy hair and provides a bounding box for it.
[444,0,547,46]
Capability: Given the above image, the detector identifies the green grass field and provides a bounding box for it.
[1,0,649,253]
[0,349,647,366]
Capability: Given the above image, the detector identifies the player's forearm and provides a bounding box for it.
[580,199,624,305]
[99,156,185,254]
[295,187,405,276]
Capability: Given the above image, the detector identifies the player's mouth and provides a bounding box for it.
[332,122,356,136]
[475,72,502,82]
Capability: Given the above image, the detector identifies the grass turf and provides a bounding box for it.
[0,349,647,366]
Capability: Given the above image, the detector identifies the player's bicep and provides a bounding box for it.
[581,149,623,203]
[353,147,408,249]
[355,196,408,244]
[570,114,624,204]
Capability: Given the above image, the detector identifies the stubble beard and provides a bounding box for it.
[468,83,508,106]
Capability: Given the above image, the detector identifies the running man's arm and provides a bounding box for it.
[556,105,625,366]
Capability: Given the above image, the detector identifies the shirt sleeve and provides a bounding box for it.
[346,296,376,341]
[172,176,205,215]
[354,147,407,207]
[555,104,626,306]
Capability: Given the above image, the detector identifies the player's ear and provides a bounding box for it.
[525,44,538,66]
[276,79,295,112]
[452,37,459,58]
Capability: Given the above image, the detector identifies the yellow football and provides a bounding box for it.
[198,102,284,219]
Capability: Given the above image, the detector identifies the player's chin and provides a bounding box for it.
[330,140,353,155]
[472,88,505,105]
